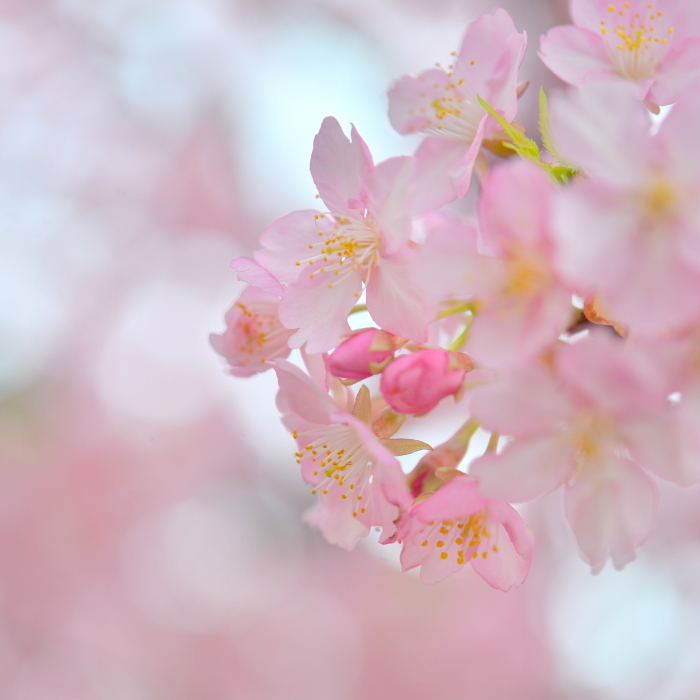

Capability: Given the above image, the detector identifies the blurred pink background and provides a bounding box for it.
[3,0,700,697]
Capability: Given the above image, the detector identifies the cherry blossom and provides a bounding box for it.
[272,359,429,549]
[388,8,527,209]
[210,286,294,376]
[540,0,700,109]
[469,332,677,572]
[253,117,431,353]
[467,159,575,368]
[549,82,700,334]
[397,474,534,588]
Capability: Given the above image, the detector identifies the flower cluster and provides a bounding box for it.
[212,3,700,589]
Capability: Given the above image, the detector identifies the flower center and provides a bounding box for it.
[419,511,498,564]
[426,91,484,142]
[235,301,290,364]
[502,251,552,299]
[296,213,382,287]
[293,425,373,518]
[600,3,674,79]
[642,177,678,222]
[568,410,617,474]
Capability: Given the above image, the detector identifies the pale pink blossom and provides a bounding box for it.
[549,82,700,333]
[414,211,481,308]
[387,8,527,209]
[210,286,294,376]
[380,349,472,415]
[272,359,427,549]
[540,0,700,109]
[469,332,678,572]
[411,162,573,368]
[327,328,398,380]
[467,160,574,368]
[229,256,285,296]
[254,117,431,353]
[397,474,534,588]
[631,329,700,487]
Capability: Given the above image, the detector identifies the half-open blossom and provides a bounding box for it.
[469,332,675,572]
[380,349,472,414]
[272,359,429,549]
[397,474,534,588]
[210,286,294,376]
[328,328,398,380]
[540,0,700,109]
[253,117,430,353]
[549,82,700,334]
[388,8,526,210]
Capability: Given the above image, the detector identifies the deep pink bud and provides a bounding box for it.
[328,328,397,380]
[380,349,470,414]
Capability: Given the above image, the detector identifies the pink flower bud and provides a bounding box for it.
[328,328,397,380]
[380,349,468,414]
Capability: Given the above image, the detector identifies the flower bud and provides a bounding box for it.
[380,349,469,415]
[328,328,397,380]
[407,420,479,498]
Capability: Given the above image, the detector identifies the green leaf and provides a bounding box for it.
[538,87,558,157]
[539,88,577,183]
[477,95,539,160]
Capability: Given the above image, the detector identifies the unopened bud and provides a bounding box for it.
[328,328,397,380]
[380,349,470,414]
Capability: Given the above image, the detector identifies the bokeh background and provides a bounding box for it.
[3,0,700,697]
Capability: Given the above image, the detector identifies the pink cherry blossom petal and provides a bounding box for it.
[255,209,327,284]
[229,257,285,296]
[466,287,573,369]
[453,8,527,122]
[411,138,468,214]
[279,269,362,353]
[650,36,700,105]
[563,456,658,574]
[271,359,339,425]
[468,367,574,437]
[365,155,414,253]
[414,212,480,307]
[471,505,534,591]
[623,412,700,487]
[539,26,613,86]
[470,434,573,503]
[310,116,373,216]
[366,253,430,343]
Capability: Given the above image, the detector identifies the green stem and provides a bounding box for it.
[436,302,473,320]
[448,315,474,351]
[452,418,480,451]
[349,304,367,315]
[486,431,500,453]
